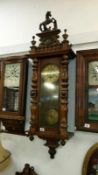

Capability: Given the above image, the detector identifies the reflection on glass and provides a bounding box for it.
[2,63,20,112]
[88,88,98,121]
[39,64,60,128]
[44,82,55,89]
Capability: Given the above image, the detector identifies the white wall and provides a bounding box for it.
[1,132,98,175]
[0,1,98,175]
[0,0,98,53]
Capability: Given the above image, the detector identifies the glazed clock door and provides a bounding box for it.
[0,56,28,134]
[39,59,60,129]
[76,49,98,132]
[2,62,20,112]
[88,61,98,121]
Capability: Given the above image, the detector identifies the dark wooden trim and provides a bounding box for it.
[0,55,29,134]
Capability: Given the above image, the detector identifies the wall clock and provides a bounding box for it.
[76,49,98,132]
[29,11,75,158]
[0,56,28,134]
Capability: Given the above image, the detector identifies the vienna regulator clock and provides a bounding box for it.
[76,49,98,132]
[29,11,75,158]
[0,56,28,134]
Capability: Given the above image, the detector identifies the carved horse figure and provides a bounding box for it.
[39,11,57,32]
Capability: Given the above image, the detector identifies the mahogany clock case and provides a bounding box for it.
[0,55,28,134]
[76,49,98,132]
[28,11,75,158]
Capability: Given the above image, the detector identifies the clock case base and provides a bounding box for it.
[29,131,67,159]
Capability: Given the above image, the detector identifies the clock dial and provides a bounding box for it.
[41,64,59,83]
[88,61,98,85]
[4,63,20,87]
[46,109,58,125]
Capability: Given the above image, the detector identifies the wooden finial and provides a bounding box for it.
[62,29,68,42]
[31,36,36,47]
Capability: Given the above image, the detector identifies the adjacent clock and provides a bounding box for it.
[76,49,98,132]
[29,12,74,158]
[0,56,28,134]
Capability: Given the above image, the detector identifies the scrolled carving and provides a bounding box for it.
[33,58,38,64]
[60,105,67,121]
[61,91,66,98]
[62,55,68,63]
[59,105,68,142]
[30,56,39,138]
[31,105,37,122]
[31,90,37,98]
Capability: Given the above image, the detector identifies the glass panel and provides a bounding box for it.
[39,64,60,128]
[88,61,98,85]
[88,88,98,121]
[2,63,20,112]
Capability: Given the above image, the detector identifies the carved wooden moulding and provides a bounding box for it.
[28,11,75,158]
[15,164,38,175]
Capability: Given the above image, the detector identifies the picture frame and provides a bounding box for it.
[82,143,98,175]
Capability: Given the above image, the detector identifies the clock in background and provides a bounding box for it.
[76,50,98,133]
[0,56,28,134]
